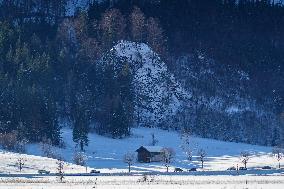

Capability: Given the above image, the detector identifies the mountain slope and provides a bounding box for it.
[98,41,282,146]
[171,54,281,145]
[110,41,190,127]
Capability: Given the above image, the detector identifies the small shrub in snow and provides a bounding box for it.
[73,151,87,166]
[138,174,148,182]
[14,139,28,153]
[138,174,155,183]
[40,138,60,159]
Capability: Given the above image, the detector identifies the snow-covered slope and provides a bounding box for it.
[0,151,87,174]
[0,126,282,175]
[106,41,190,127]
[20,127,282,174]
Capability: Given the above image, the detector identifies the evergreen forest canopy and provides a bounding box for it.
[0,0,283,151]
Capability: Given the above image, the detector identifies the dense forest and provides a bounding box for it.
[0,0,283,151]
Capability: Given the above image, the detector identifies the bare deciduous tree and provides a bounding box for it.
[185,148,193,161]
[150,133,159,146]
[130,6,146,42]
[123,152,135,173]
[272,147,283,169]
[56,158,64,182]
[240,151,250,169]
[16,157,26,172]
[197,149,206,169]
[100,8,126,49]
[180,130,195,161]
[146,17,167,58]
[162,147,175,172]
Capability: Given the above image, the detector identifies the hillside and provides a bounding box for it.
[20,127,280,173]
[0,151,86,174]
[0,0,283,153]
[96,41,281,146]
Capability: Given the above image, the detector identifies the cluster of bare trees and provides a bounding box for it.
[239,148,284,170]
[180,130,207,169]
[179,133,282,171]
[58,6,166,62]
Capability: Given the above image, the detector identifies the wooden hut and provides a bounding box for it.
[136,146,164,163]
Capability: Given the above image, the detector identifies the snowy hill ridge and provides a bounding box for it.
[110,41,190,127]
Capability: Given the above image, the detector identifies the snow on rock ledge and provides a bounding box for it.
[111,41,190,127]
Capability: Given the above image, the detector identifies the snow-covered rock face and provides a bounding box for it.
[110,41,190,127]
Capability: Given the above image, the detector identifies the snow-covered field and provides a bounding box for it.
[29,127,283,173]
[0,127,284,188]
[0,175,284,189]
[0,127,282,174]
